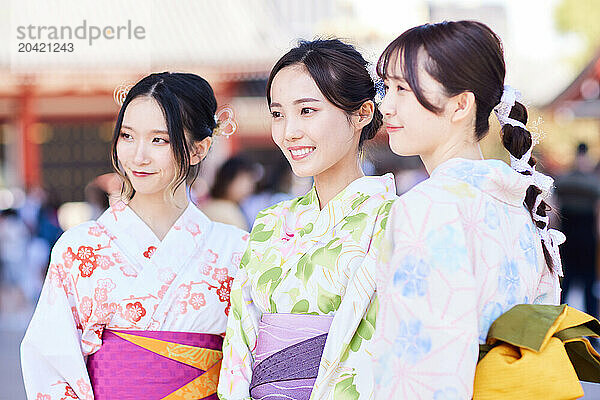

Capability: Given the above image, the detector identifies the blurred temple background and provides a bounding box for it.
[1,0,600,398]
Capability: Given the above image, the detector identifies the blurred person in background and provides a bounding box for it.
[21,72,248,400]
[84,180,110,220]
[21,187,62,304]
[556,142,600,317]
[241,155,293,225]
[201,156,256,230]
[0,208,30,301]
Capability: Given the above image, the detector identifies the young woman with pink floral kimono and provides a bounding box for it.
[21,72,248,400]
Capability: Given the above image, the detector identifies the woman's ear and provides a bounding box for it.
[450,91,476,124]
[190,136,212,166]
[353,100,375,130]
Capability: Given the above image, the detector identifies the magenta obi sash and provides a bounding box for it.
[87,330,223,400]
[250,313,333,400]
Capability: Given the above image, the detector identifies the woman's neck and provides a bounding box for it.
[127,187,189,241]
[314,157,364,210]
[421,138,483,175]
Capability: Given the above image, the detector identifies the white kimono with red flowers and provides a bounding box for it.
[21,201,248,400]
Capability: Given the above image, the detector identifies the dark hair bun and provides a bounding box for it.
[361,106,383,142]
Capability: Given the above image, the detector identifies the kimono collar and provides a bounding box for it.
[98,201,196,242]
[98,200,208,245]
[97,201,214,272]
[431,158,531,207]
[309,173,396,220]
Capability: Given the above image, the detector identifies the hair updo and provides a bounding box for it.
[377,21,554,271]
[266,38,382,147]
[111,72,218,201]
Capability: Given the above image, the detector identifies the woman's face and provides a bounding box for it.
[380,52,452,158]
[116,97,179,197]
[269,64,360,179]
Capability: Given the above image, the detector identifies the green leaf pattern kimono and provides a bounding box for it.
[218,174,397,400]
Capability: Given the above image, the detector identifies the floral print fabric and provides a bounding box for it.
[374,158,560,399]
[21,202,248,400]
[219,174,397,400]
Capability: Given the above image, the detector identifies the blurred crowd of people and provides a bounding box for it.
[0,188,62,310]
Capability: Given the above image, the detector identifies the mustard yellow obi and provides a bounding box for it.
[474,304,600,400]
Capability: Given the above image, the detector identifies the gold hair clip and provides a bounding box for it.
[113,83,133,107]
[213,106,238,137]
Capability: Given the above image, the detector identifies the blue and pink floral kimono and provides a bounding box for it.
[374,158,561,399]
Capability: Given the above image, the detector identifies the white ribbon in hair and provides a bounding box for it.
[499,84,565,275]
[512,156,563,273]
[540,228,566,277]
[533,172,554,203]
[510,149,554,201]
[493,85,527,130]
[509,147,533,174]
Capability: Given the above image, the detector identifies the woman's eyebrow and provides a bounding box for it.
[121,125,168,134]
[293,97,321,104]
[270,98,321,108]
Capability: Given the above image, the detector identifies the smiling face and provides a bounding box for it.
[116,96,180,197]
[269,64,361,180]
[380,51,453,158]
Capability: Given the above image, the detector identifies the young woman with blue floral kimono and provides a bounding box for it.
[372,21,574,399]
[218,39,397,400]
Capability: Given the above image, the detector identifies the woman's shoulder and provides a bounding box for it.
[389,177,465,231]
[253,192,308,220]
[203,216,249,258]
[52,220,101,250]
[396,159,500,206]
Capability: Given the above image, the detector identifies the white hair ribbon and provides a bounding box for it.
[497,85,565,275]
[493,85,527,130]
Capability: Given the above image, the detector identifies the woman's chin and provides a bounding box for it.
[289,165,315,179]
[389,146,418,157]
[130,187,164,197]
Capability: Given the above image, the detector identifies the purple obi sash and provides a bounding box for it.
[250,313,333,400]
[87,330,223,400]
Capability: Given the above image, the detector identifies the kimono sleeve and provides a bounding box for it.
[218,243,260,400]
[21,230,94,400]
[373,196,479,399]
